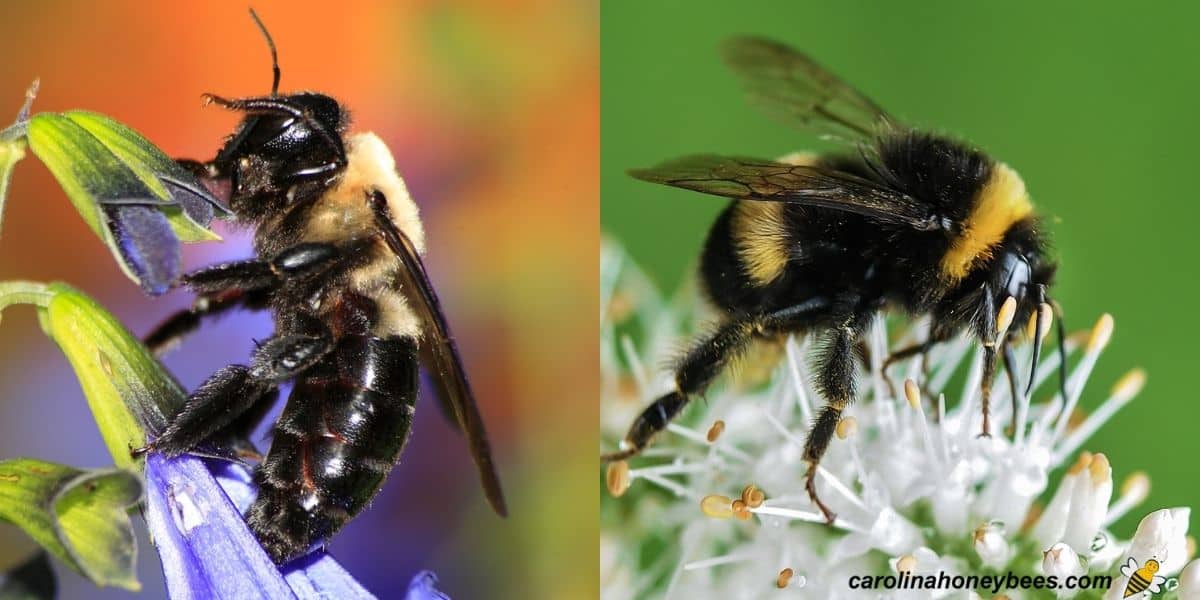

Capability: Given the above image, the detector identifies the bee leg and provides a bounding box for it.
[212,387,280,461]
[975,286,999,438]
[144,287,272,357]
[804,308,875,524]
[602,298,832,462]
[134,330,333,458]
[182,258,281,295]
[144,242,345,356]
[881,329,951,401]
[133,365,274,458]
[1002,344,1021,438]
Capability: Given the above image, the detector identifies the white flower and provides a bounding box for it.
[973,523,1012,570]
[1062,453,1114,554]
[1128,508,1191,576]
[1178,559,1200,600]
[600,240,1175,599]
[1043,542,1085,578]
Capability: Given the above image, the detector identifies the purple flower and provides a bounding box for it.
[143,454,448,599]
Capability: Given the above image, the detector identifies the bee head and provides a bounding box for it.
[213,92,350,220]
[207,11,351,220]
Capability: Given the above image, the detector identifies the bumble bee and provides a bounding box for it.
[603,37,1064,522]
[132,11,506,563]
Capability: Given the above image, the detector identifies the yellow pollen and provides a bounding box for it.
[606,461,631,497]
[1112,368,1147,401]
[700,494,735,519]
[1068,451,1093,475]
[896,554,917,573]
[1087,314,1114,352]
[707,420,726,443]
[903,379,921,409]
[996,296,1017,334]
[1121,471,1150,500]
[776,567,794,588]
[1088,453,1110,485]
[732,499,752,520]
[973,523,990,543]
[741,484,757,503]
[749,489,765,508]
[835,416,859,439]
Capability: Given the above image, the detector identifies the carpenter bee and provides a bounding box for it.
[603,37,1065,522]
[133,11,506,563]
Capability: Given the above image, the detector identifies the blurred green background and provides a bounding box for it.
[603,1,1196,532]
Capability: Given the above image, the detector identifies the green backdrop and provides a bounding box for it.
[602,1,1199,532]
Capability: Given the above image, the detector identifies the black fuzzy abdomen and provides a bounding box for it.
[700,201,883,318]
[247,334,418,563]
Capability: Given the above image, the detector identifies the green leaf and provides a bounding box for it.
[25,113,162,284]
[0,459,142,591]
[24,112,224,292]
[0,138,24,239]
[0,281,182,467]
[63,111,222,243]
[40,283,181,466]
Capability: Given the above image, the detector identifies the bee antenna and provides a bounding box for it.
[248,8,280,96]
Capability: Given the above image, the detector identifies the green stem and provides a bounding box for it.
[0,280,53,312]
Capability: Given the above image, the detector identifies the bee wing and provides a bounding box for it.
[370,192,507,518]
[629,154,943,231]
[1148,575,1166,593]
[723,36,895,144]
[1120,557,1138,577]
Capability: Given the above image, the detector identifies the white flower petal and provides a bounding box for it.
[1127,507,1191,575]
[1179,558,1200,600]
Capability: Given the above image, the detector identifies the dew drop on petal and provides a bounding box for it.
[1091,532,1109,553]
[1009,464,1048,497]
[1166,577,1180,592]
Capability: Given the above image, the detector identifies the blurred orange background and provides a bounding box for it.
[0,1,596,598]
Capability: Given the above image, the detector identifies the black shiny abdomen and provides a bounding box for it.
[247,328,418,563]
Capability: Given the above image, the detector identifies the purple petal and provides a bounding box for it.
[207,461,375,599]
[144,455,378,599]
[143,454,296,599]
[104,204,181,296]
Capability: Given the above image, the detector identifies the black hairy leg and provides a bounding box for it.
[976,288,999,438]
[602,297,832,463]
[132,325,334,458]
[214,387,280,461]
[1002,344,1021,437]
[183,241,345,294]
[802,308,876,524]
[145,241,349,355]
[144,288,272,356]
[880,328,951,409]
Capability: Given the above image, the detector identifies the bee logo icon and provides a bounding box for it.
[1121,557,1166,597]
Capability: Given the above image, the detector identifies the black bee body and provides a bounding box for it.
[137,13,505,564]
[607,38,1060,523]
[700,132,1049,336]
[249,320,420,561]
